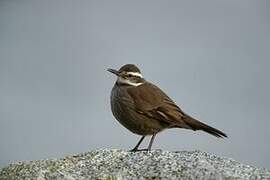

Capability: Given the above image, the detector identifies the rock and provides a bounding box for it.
[0,149,269,179]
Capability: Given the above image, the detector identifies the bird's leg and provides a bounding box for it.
[129,136,145,152]
[147,133,157,151]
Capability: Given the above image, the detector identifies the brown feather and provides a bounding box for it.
[127,82,227,138]
[181,115,227,138]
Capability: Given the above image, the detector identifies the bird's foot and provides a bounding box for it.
[129,148,150,152]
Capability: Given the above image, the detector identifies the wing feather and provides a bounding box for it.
[127,82,190,127]
[124,82,227,137]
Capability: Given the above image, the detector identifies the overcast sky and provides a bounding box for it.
[1,0,270,169]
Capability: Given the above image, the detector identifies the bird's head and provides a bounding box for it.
[107,64,145,86]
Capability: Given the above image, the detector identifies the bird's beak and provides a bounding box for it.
[107,68,120,76]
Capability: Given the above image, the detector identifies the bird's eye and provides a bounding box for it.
[128,74,132,77]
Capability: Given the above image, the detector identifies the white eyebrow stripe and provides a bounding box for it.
[117,77,143,86]
[126,72,143,78]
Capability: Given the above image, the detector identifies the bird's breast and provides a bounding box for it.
[110,85,167,135]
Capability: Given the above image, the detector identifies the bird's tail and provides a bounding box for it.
[183,115,227,138]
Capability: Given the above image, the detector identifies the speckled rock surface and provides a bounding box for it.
[0,149,269,180]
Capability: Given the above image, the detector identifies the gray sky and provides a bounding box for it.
[1,0,270,169]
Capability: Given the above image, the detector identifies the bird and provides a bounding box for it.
[108,64,227,152]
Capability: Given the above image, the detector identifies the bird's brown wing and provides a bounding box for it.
[126,82,227,138]
[126,82,191,128]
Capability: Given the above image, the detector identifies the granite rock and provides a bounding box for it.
[1,149,269,180]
